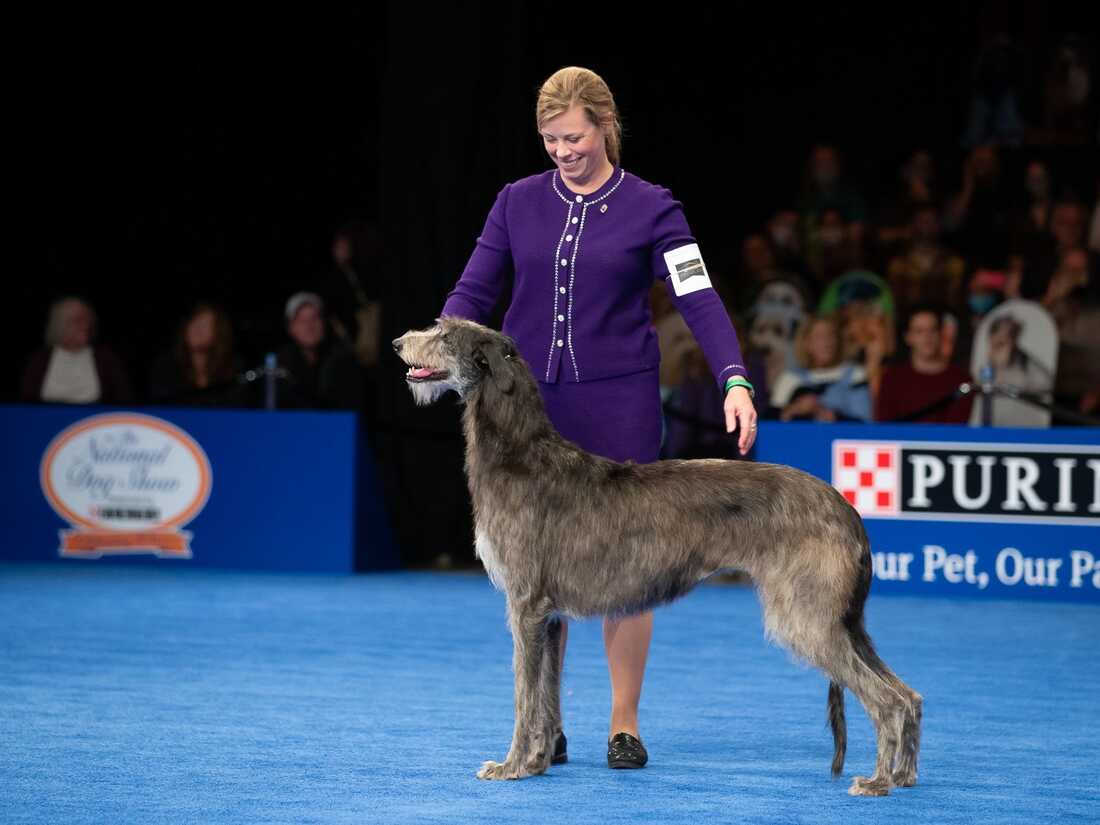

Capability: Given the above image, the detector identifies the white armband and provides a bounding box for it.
[663,243,713,296]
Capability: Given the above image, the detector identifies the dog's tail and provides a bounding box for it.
[827,681,846,777]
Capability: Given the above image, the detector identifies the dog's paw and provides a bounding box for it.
[476,760,524,780]
[891,768,918,788]
[848,775,891,797]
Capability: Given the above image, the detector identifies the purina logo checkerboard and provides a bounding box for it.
[833,442,900,516]
[832,440,1100,525]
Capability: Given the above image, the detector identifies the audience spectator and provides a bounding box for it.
[798,145,868,251]
[886,204,966,314]
[1048,199,1091,256]
[1009,161,1056,252]
[961,34,1027,148]
[944,144,1012,267]
[149,303,246,407]
[954,267,1008,366]
[276,292,365,410]
[1039,35,1093,145]
[745,276,812,391]
[817,269,895,399]
[316,219,384,370]
[20,297,133,405]
[876,150,939,252]
[770,315,872,422]
[766,208,814,283]
[876,306,973,423]
[1040,247,1100,411]
[807,208,862,286]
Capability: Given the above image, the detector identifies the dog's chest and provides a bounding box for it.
[475,530,508,591]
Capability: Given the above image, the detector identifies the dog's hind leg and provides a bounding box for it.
[889,681,922,787]
[477,596,552,780]
[822,625,921,797]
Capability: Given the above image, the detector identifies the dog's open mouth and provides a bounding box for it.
[405,364,450,382]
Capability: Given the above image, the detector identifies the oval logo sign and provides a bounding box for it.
[40,412,212,558]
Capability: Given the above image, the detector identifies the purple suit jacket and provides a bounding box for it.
[441,165,747,390]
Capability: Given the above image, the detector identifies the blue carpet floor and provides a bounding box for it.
[0,563,1096,825]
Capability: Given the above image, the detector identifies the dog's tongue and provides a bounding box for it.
[409,367,435,379]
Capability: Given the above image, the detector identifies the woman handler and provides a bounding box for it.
[440,66,757,769]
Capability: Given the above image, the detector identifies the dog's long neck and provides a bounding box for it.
[461,368,563,491]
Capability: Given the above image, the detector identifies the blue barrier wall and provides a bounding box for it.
[755,422,1099,603]
[0,405,398,573]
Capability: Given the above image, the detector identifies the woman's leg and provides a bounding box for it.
[603,611,653,737]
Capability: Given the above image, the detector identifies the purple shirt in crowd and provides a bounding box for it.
[441,164,748,391]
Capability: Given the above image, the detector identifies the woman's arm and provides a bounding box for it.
[650,188,756,452]
[440,183,515,324]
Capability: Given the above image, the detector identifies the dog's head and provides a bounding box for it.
[392,316,521,405]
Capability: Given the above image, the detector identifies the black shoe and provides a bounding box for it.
[551,730,568,764]
[607,732,648,769]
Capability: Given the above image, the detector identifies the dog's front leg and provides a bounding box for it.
[477,596,551,780]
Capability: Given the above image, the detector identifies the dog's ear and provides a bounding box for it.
[477,338,516,394]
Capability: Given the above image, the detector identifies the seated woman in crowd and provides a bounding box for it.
[770,314,872,422]
[149,302,246,406]
[20,297,133,405]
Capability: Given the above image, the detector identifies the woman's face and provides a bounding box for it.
[185,310,216,352]
[808,320,838,368]
[60,303,93,351]
[540,104,609,188]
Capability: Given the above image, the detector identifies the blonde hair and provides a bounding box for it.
[794,314,843,370]
[45,297,96,348]
[536,66,623,165]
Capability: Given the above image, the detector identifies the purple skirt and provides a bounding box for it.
[536,367,662,464]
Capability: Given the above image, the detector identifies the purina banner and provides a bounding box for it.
[756,422,1099,603]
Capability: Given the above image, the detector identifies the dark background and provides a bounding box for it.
[14,2,1098,564]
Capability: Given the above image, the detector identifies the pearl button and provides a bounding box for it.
[558,314,565,322]
[559,286,566,294]
[566,234,573,241]
[575,195,582,203]
[557,339,564,347]
[572,217,578,224]
[561,258,568,266]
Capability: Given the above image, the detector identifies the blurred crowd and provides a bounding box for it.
[17,23,1100,460]
[19,220,384,418]
[656,141,1099,458]
[18,138,1100,457]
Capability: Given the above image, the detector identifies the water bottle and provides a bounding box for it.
[979,363,994,427]
[264,352,277,411]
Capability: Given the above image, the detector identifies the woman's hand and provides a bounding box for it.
[724,385,757,455]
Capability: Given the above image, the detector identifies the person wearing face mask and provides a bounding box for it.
[439,66,757,770]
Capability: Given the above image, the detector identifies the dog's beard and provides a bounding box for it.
[406,377,459,405]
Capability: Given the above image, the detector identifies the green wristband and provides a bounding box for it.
[724,377,754,399]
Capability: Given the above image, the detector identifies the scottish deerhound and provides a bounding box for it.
[393,317,922,797]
